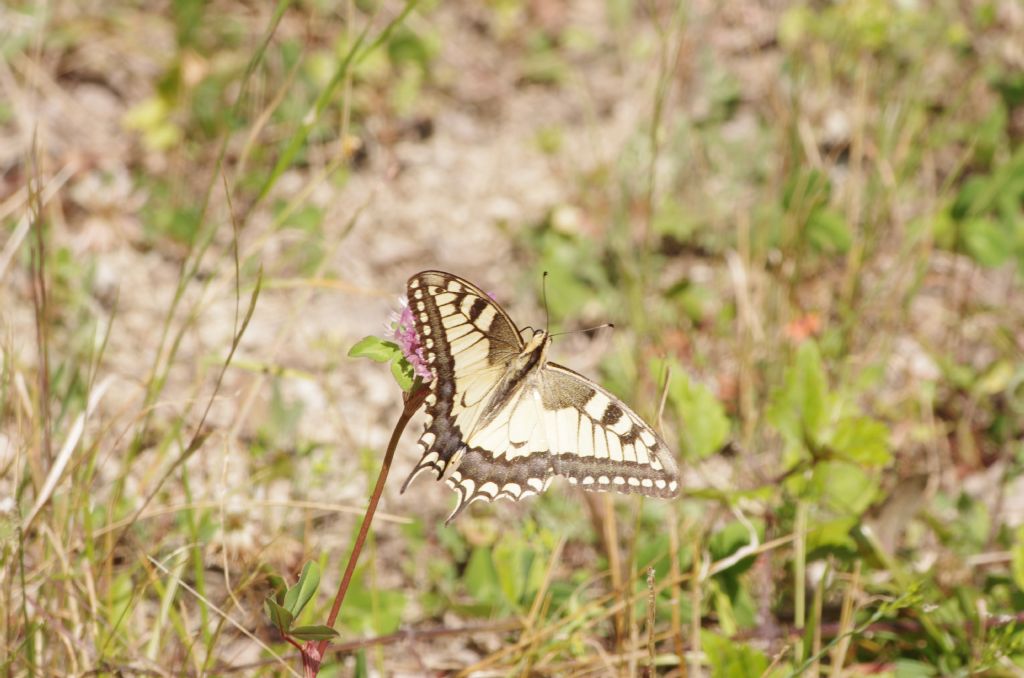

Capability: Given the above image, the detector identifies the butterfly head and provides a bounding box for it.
[524,328,550,351]
[512,329,551,375]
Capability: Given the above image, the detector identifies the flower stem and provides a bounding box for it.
[305,385,427,676]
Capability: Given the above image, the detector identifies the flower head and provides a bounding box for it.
[388,297,432,381]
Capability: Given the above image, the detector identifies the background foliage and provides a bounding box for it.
[2,0,1023,675]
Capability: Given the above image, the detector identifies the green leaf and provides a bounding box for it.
[962,217,1012,267]
[493,536,532,609]
[348,336,418,391]
[266,574,287,605]
[264,598,294,632]
[794,342,829,443]
[108,573,134,630]
[667,281,714,324]
[894,659,940,678]
[783,167,831,214]
[831,417,891,466]
[953,175,993,219]
[806,517,858,554]
[387,27,436,72]
[811,461,878,516]
[348,337,401,363]
[653,196,699,242]
[390,358,414,391]
[669,371,730,460]
[1011,526,1024,593]
[955,493,991,553]
[354,649,369,678]
[372,589,407,635]
[288,625,340,641]
[778,6,811,48]
[283,561,320,618]
[806,208,852,253]
[532,228,608,321]
[929,207,957,250]
[521,47,568,85]
[711,582,738,636]
[436,524,469,562]
[264,379,304,449]
[707,519,764,577]
[464,547,501,608]
[974,359,1014,395]
[767,341,830,463]
[635,533,672,581]
[702,630,769,677]
[336,573,407,635]
[123,96,183,152]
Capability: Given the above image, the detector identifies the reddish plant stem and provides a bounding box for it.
[303,385,427,677]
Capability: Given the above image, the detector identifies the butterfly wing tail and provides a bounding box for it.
[401,420,468,494]
[400,451,444,493]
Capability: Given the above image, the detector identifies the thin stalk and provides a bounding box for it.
[657,367,685,664]
[640,1,687,248]
[666,505,685,664]
[17,526,35,673]
[792,501,810,670]
[304,385,427,676]
[794,501,808,632]
[809,561,828,677]
[688,535,702,678]
[27,144,52,468]
[645,568,656,676]
[604,494,624,647]
[829,561,861,678]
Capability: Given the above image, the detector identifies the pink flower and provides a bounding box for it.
[387,298,432,381]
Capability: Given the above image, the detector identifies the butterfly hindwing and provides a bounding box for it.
[541,363,679,497]
[402,271,523,492]
[443,365,681,521]
[445,385,555,522]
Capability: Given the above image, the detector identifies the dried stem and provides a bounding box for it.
[604,493,624,646]
[303,385,427,676]
[645,567,656,676]
[27,144,52,467]
[666,504,685,663]
[688,535,703,678]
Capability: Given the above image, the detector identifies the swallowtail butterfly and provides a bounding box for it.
[402,270,680,522]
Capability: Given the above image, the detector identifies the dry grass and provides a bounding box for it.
[3,0,1024,675]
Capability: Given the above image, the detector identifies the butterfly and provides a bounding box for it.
[401,270,680,522]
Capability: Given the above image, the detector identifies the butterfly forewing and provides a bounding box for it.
[402,270,681,522]
[403,271,523,492]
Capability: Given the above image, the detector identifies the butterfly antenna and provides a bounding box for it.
[549,323,615,338]
[541,271,550,333]
[657,361,672,432]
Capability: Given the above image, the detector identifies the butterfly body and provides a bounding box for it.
[402,270,680,522]
[470,329,548,433]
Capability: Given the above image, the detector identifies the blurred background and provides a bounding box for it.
[2,0,1024,674]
